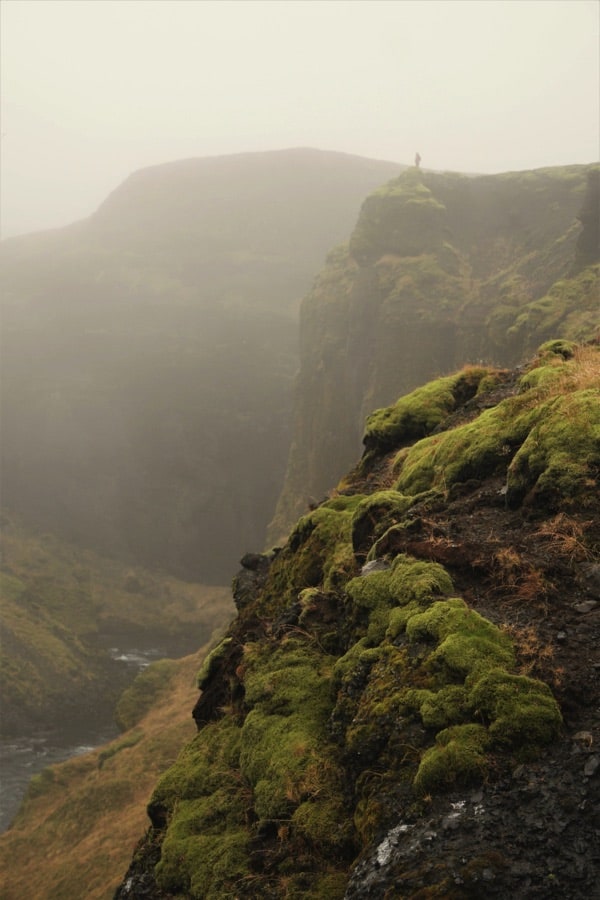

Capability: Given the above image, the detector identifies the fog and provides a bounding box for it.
[1,0,598,238]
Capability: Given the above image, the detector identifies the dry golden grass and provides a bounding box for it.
[0,647,213,900]
[534,513,594,563]
[502,623,564,688]
[535,343,600,399]
[493,547,523,586]
[492,547,552,611]
[566,344,600,392]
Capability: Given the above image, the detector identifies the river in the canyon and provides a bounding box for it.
[0,645,166,832]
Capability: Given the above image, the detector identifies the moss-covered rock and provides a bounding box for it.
[349,169,449,265]
[393,343,600,509]
[506,389,600,507]
[118,343,599,898]
[197,637,233,690]
[363,367,493,454]
[271,164,597,541]
[351,490,412,555]
[414,724,491,793]
[469,669,563,751]
[259,496,362,615]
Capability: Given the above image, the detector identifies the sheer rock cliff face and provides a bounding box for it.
[115,341,600,899]
[269,165,599,542]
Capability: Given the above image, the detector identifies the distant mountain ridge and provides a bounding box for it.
[0,148,403,582]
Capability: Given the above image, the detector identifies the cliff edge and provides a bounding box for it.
[116,339,600,899]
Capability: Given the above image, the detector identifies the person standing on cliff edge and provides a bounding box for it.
[415,152,421,168]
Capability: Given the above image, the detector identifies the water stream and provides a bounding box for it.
[0,646,166,833]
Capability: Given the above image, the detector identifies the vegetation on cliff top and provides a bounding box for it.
[124,341,598,899]
[270,163,599,541]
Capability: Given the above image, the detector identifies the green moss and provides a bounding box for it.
[152,718,242,808]
[343,557,454,653]
[431,629,515,679]
[414,724,490,793]
[385,600,422,639]
[394,397,533,495]
[97,730,143,769]
[197,636,233,689]
[363,367,493,454]
[342,645,419,760]
[157,815,250,897]
[291,796,355,851]
[242,642,333,719]
[260,500,360,615]
[517,362,565,392]
[323,540,356,592]
[507,266,600,346]
[239,640,340,824]
[469,669,562,750]
[272,871,348,900]
[350,169,449,264]
[388,555,454,604]
[506,390,600,507]
[418,685,470,729]
[378,344,598,507]
[334,560,559,814]
[537,338,578,359]
[475,371,507,396]
[321,494,365,513]
[405,598,515,678]
[351,490,412,555]
[345,569,393,610]
[405,597,470,642]
[332,640,382,686]
[143,346,595,892]
[116,659,179,731]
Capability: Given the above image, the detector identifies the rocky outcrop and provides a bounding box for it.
[269,165,600,541]
[115,341,600,899]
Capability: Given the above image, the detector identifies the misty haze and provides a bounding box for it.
[0,2,599,898]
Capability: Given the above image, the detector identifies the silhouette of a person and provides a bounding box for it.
[415,152,421,168]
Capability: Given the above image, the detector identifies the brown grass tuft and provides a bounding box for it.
[534,513,594,563]
[502,623,564,688]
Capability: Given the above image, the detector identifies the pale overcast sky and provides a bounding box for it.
[1,0,598,237]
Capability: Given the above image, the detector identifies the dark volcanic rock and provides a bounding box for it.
[113,344,600,898]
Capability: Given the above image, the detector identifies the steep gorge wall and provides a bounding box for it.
[270,165,599,540]
[0,149,402,583]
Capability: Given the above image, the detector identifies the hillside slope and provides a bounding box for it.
[115,340,600,899]
[0,516,233,736]
[0,646,212,899]
[0,149,402,583]
[270,164,599,539]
